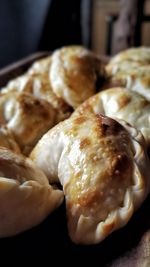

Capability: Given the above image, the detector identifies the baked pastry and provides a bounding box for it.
[0,147,63,237]
[50,45,104,108]
[0,126,20,153]
[0,91,56,155]
[27,56,51,75]
[106,47,150,76]
[27,55,71,122]
[2,68,71,123]
[106,60,142,77]
[106,66,150,101]
[30,113,150,244]
[2,45,105,118]
[105,47,150,100]
[74,87,150,147]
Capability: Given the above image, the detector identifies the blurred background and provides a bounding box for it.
[0,0,150,68]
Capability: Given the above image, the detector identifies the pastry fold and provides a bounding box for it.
[0,147,63,237]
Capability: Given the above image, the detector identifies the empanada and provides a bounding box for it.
[2,69,71,123]
[106,47,150,76]
[74,87,150,147]
[105,47,150,101]
[50,45,104,108]
[30,113,150,244]
[106,60,142,77]
[0,147,63,237]
[106,66,150,101]
[0,91,56,155]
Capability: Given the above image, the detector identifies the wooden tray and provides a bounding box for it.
[0,52,149,266]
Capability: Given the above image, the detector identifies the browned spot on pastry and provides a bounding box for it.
[78,101,93,115]
[18,94,51,119]
[77,189,101,207]
[80,138,91,149]
[131,74,136,80]
[108,154,131,179]
[19,94,41,111]
[74,52,101,77]
[74,116,87,125]
[103,222,115,234]
[118,94,131,108]
[95,114,124,137]
[142,76,150,87]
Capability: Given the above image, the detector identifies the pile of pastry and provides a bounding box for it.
[0,46,149,245]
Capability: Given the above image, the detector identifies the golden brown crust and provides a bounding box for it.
[110,47,150,63]
[106,47,150,77]
[0,126,20,153]
[2,64,71,124]
[105,47,150,101]
[108,66,150,100]
[65,115,133,221]
[50,45,105,108]
[30,112,150,244]
[74,87,150,147]
[0,91,56,155]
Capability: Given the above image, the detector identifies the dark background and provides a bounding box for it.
[0,0,92,69]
